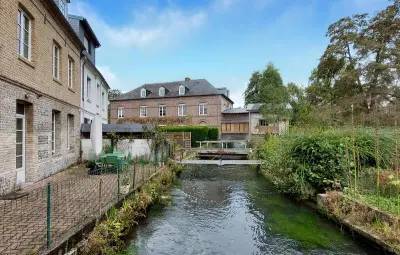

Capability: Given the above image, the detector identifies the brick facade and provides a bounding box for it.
[0,0,82,194]
[110,95,233,126]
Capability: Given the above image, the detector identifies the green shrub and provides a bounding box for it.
[207,128,219,141]
[261,128,399,199]
[158,126,219,147]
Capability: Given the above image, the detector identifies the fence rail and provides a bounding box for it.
[0,145,173,255]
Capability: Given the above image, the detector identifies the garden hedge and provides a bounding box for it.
[158,126,219,147]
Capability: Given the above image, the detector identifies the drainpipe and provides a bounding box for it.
[81,57,86,124]
[217,96,222,139]
[248,111,251,142]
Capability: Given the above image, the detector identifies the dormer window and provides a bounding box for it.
[179,85,185,95]
[141,88,146,98]
[159,87,165,97]
[59,0,67,17]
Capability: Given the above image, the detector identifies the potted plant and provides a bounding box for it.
[120,176,130,195]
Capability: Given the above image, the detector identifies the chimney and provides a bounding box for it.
[185,77,191,81]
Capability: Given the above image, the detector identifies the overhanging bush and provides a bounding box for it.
[261,128,398,199]
[158,126,219,147]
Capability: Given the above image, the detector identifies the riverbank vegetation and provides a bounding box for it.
[78,163,182,255]
[245,0,400,250]
[247,0,400,210]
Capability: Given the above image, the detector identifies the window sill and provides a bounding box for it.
[18,55,35,69]
[53,77,62,85]
[68,87,75,93]
[199,114,208,116]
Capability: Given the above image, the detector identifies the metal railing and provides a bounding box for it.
[0,147,172,255]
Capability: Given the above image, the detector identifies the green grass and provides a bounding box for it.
[347,193,400,217]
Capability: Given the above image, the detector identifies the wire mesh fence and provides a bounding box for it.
[0,145,173,255]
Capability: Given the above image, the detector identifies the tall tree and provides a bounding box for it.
[108,89,122,100]
[288,82,310,125]
[244,71,262,105]
[107,89,122,123]
[259,63,290,121]
[313,0,400,112]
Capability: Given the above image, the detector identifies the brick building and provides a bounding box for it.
[110,78,233,126]
[0,0,84,194]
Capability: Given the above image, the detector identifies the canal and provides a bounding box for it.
[125,165,377,255]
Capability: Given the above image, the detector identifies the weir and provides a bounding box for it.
[176,140,261,164]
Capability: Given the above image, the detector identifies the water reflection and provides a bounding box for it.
[127,165,377,255]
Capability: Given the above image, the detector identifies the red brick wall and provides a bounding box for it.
[110,95,228,126]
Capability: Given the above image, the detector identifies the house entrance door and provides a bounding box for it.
[16,103,26,184]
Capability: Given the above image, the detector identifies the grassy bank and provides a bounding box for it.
[254,127,400,252]
[255,127,400,212]
[78,163,183,255]
[322,191,400,252]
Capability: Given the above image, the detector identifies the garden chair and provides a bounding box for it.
[102,155,119,173]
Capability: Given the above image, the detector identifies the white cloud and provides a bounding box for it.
[69,1,207,50]
[329,0,388,18]
[213,0,237,11]
[98,65,133,92]
[212,0,275,12]
[272,1,316,30]
[223,77,247,107]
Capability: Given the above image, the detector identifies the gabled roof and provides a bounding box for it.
[246,103,263,112]
[112,79,233,103]
[68,14,101,47]
[222,103,264,114]
[46,1,85,51]
[222,108,249,114]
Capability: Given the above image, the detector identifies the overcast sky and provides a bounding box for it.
[70,0,389,107]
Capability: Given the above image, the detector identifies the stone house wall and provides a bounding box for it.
[0,0,82,194]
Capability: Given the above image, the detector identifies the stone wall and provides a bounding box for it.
[0,0,82,194]
[0,80,80,195]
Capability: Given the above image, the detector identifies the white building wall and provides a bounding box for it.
[81,139,151,161]
[81,60,108,124]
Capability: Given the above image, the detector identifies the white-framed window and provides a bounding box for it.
[67,114,74,150]
[199,103,207,115]
[51,112,56,154]
[102,91,105,109]
[159,105,166,117]
[86,77,91,100]
[178,104,186,116]
[84,35,90,54]
[59,0,67,17]
[140,106,147,117]
[159,87,165,97]
[141,88,146,98]
[179,85,185,95]
[259,119,268,126]
[118,107,124,118]
[53,44,60,79]
[97,84,100,106]
[68,57,73,88]
[17,9,31,60]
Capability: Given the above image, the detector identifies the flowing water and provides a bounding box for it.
[124,165,378,255]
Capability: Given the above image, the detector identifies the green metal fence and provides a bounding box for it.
[0,145,172,255]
